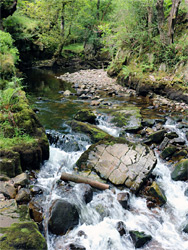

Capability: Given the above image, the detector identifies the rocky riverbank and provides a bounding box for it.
[0,90,49,249]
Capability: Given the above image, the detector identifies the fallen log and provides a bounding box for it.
[61,172,109,190]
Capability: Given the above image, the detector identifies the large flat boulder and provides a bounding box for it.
[76,137,157,192]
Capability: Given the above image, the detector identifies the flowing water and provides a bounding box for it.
[25,68,188,250]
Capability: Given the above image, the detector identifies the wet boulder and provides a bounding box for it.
[48,199,79,235]
[68,120,109,143]
[74,109,97,124]
[76,137,157,193]
[0,221,47,250]
[183,223,188,234]
[117,192,130,209]
[144,181,167,208]
[77,184,93,204]
[148,130,166,143]
[160,146,177,160]
[67,243,86,250]
[129,230,152,248]
[171,159,188,181]
[116,221,126,236]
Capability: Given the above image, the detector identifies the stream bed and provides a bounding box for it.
[25,68,188,250]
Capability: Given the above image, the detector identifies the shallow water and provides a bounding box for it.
[25,68,188,250]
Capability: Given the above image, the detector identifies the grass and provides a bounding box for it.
[0,134,37,149]
[63,43,84,54]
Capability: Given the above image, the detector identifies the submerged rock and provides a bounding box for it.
[48,199,79,235]
[74,109,96,124]
[129,230,152,248]
[76,137,157,192]
[0,221,47,250]
[171,159,188,181]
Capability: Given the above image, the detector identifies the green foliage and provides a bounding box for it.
[0,30,19,79]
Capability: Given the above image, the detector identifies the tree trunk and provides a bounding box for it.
[61,172,110,190]
[147,6,153,35]
[168,0,182,44]
[156,0,167,44]
[97,0,100,21]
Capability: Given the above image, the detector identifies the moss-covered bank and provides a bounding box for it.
[0,89,49,178]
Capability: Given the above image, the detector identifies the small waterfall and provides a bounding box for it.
[96,114,121,137]
[164,118,188,145]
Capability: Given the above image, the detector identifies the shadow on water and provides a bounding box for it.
[23,67,89,132]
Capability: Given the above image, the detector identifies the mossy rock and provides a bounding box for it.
[148,130,166,143]
[0,90,49,175]
[129,230,152,248]
[146,181,167,207]
[0,150,22,178]
[160,146,177,160]
[171,159,188,181]
[0,221,47,250]
[68,120,109,143]
[74,109,96,124]
[110,106,142,131]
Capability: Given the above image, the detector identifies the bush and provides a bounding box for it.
[0,30,19,80]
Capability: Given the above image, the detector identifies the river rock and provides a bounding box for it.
[144,181,167,207]
[160,146,177,160]
[77,184,93,204]
[48,199,79,235]
[183,223,188,233]
[15,188,31,203]
[171,159,188,181]
[12,173,29,188]
[63,90,72,96]
[76,137,157,192]
[185,188,188,197]
[110,106,142,132]
[141,118,155,127]
[166,132,179,139]
[148,130,166,143]
[67,243,86,250]
[0,221,47,250]
[116,221,126,236]
[117,192,130,209]
[74,109,96,124]
[129,230,152,248]
[29,197,43,223]
[0,182,16,199]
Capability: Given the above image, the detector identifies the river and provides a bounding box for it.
[25,68,188,250]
